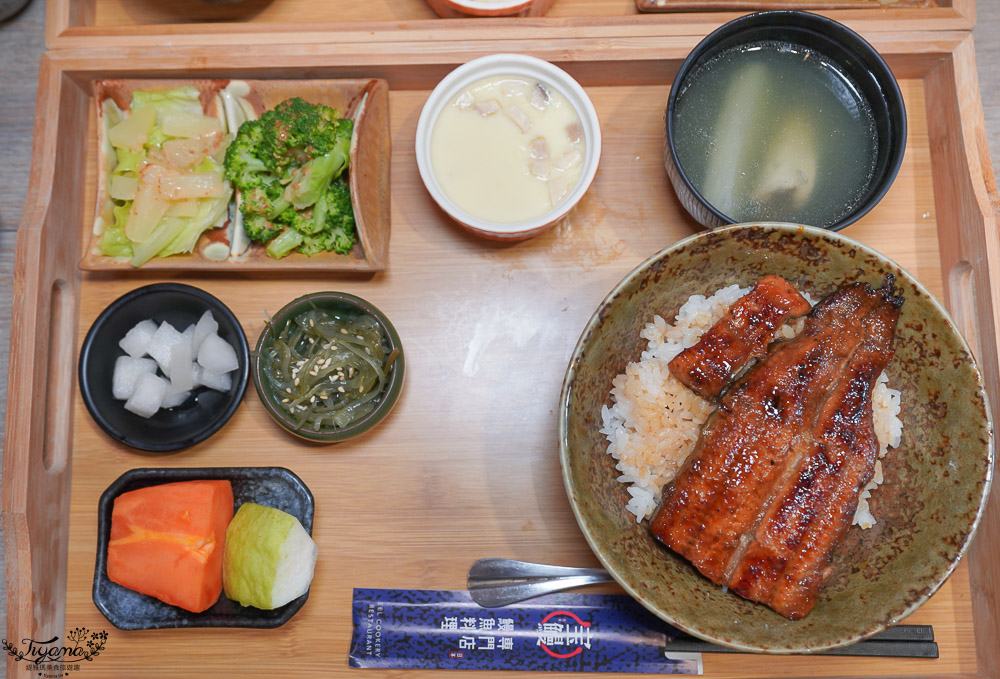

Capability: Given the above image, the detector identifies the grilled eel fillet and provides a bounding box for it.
[668,275,811,400]
[650,277,903,619]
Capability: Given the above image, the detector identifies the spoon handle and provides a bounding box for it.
[467,558,615,608]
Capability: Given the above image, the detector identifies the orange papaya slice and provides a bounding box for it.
[107,479,234,613]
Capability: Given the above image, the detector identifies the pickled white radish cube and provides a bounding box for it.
[112,356,157,400]
[198,367,232,392]
[197,333,239,374]
[124,373,168,418]
[119,320,158,358]
[161,387,191,409]
[147,322,185,373]
[192,311,219,353]
[168,341,195,391]
[182,323,196,343]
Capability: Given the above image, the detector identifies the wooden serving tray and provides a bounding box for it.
[4,27,999,679]
[44,0,976,49]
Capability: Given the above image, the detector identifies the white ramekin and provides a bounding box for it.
[415,53,602,241]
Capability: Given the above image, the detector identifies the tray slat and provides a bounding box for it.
[44,0,977,49]
[5,27,998,679]
[637,0,935,11]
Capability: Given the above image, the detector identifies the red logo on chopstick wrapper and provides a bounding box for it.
[536,610,593,659]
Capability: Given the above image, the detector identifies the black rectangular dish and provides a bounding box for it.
[93,466,315,630]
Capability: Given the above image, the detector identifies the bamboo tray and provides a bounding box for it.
[44,0,976,49]
[4,26,999,679]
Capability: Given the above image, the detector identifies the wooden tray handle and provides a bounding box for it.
[3,55,82,661]
[2,225,80,660]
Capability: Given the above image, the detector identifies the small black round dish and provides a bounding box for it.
[78,283,250,453]
[664,10,907,231]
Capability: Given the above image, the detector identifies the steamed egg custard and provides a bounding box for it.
[430,75,585,224]
[673,41,878,228]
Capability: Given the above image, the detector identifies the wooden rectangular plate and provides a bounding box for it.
[3,26,998,679]
[81,77,390,272]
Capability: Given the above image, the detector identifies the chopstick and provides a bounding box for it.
[664,625,937,658]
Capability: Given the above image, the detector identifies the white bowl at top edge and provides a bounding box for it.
[415,53,602,241]
[427,0,555,18]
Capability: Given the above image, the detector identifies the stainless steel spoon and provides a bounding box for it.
[467,558,615,607]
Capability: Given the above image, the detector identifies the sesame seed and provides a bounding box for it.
[286,388,292,394]
[338,386,345,393]
[309,318,315,327]
[348,367,354,377]
[355,335,363,341]
[359,385,365,393]
[294,378,300,386]
[281,398,289,403]
[320,393,328,399]
[340,328,348,335]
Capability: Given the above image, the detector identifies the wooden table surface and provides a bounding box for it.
[1,2,998,676]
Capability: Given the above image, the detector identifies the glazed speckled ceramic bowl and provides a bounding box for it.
[253,292,404,444]
[559,223,994,653]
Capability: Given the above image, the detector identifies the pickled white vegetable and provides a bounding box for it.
[147,322,185,373]
[115,315,239,418]
[168,340,195,390]
[119,319,158,358]
[198,333,239,374]
[124,373,168,418]
[112,356,158,400]
[192,311,219,353]
[198,368,233,392]
[161,387,192,409]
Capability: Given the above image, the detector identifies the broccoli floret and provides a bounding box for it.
[241,182,290,220]
[284,141,350,210]
[223,121,272,189]
[273,204,318,235]
[224,97,355,258]
[243,213,283,243]
[324,179,356,253]
[299,180,357,256]
[260,98,353,173]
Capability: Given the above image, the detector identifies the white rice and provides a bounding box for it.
[599,285,902,529]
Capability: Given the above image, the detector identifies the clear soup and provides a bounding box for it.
[673,41,878,228]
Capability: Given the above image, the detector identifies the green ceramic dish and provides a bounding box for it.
[559,223,994,653]
[253,291,405,443]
